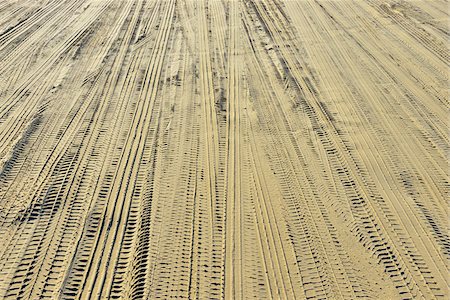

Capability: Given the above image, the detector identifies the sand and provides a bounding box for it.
[0,0,448,299]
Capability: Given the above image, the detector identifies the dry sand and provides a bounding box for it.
[0,0,448,299]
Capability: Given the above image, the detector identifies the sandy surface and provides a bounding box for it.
[0,0,448,299]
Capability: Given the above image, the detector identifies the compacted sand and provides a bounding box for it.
[0,0,448,299]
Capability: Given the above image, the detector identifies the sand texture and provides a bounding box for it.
[0,0,448,299]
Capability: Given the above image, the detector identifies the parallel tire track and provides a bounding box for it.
[0,0,447,299]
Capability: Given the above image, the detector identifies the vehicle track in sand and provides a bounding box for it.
[0,0,448,299]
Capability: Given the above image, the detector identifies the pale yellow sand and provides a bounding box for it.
[0,0,447,299]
